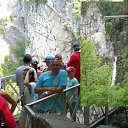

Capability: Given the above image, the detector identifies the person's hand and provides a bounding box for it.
[48,87,58,93]
[39,92,46,99]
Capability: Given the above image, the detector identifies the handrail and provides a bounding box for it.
[26,84,80,106]
[1,75,15,81]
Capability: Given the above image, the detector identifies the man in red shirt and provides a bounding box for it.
[0,96,18,128]
[67,44,80,83]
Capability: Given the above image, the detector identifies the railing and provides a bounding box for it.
[1,75,22,120]
[1,75,118,127]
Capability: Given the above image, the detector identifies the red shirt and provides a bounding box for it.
[67,51,80,83]
[0,96,16,128]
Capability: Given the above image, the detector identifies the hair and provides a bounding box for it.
[74,47,80,51]
[55,54,62,59]
[23,54,32,64]
[24,68,35,82]
[31,63,38,73]
[73,44,80,51]
[50,59,61,66]
[29,71,35,83]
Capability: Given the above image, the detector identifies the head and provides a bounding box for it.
[43,55,55,67]
[23,54,32,64]
[55,54,62,61]
[66,66,75,79]
[31,57,39,72]
[50,59,61,75]
[72,44,80,51]
[55,54,64,68]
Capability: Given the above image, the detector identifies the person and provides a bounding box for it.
[16,54,37,128]
[0,96,18,128]
[0,89,17,113]
[35,59,68,113]
[43,55,55,72]
[67,44,80,83]
[23,68,38,104]
[16,54,37,102]
[55,54,66,70]
[66,66,79,121]
[17,68,38,128]
[31,56,42,78]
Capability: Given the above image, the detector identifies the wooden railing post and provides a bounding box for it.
[61,92,67,116]
[84,107,90,127]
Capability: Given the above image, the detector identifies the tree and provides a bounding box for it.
[80,38,113,106]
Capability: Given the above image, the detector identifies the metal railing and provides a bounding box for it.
[1,75,22,119]
[1,75,118,127]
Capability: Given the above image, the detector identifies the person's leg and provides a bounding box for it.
[18,109,26,128]
[69,102,77,121]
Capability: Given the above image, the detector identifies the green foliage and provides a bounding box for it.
[1,38,30,76]
[76,28,80,35]
[25,0,47,10]
[97,0,126,42]
[66,0,81,20]
[10,26,17,30]
[0,27,4,34]
[124,0,128,5]
[0,18,9,24]
[105,19,125,41]
[98,0,125,16]
[80,37,113,106]
[1,56,18,76]
[112,81,128,106]
[11,38,30,65]
[109,107,128,127]
[0,17,14,25]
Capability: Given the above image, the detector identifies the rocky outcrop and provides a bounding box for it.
[0,0,80,63]
[81,2,113,58]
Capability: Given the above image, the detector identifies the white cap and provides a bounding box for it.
[32,57,38,65]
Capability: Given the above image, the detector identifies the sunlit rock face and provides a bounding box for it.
[23,0,80,63]
[0,0,79,64]
[0,0,25,62]
[81,3,113,58]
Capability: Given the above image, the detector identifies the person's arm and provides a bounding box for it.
[67,55,74,67]
[1,97,17,128]
[24,70,32,92]
[68,79,79,106]
[0,89,17,113]
[68,88,78,106]
[39,86,65,98]
[35,86,62,94]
